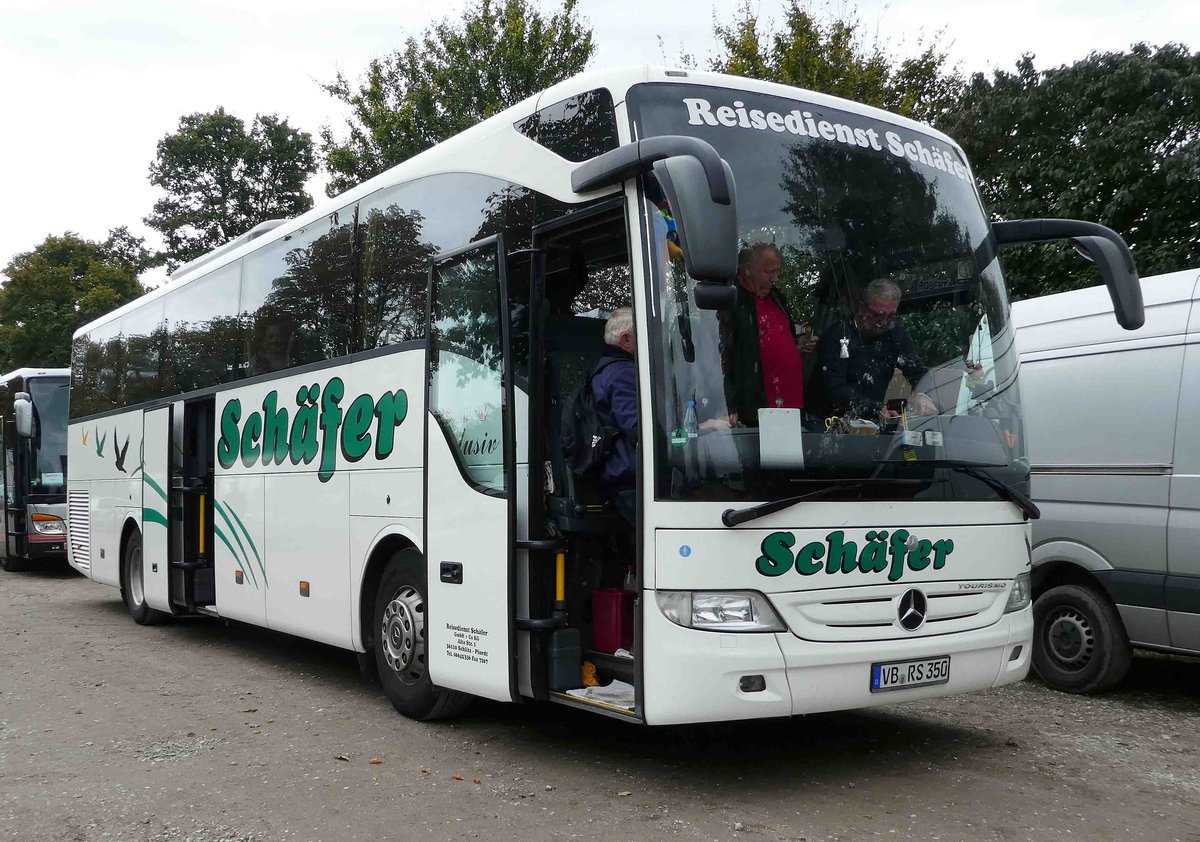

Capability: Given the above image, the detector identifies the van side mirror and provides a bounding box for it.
[14,392,32,438]
[992,219,1144,330]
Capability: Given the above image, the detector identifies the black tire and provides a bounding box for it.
[121,531,168,626]
[1032,583,1132,694]
[0,554,30,572]
[372,549,470,721]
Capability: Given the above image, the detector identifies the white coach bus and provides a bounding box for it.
[67,67,1143,724]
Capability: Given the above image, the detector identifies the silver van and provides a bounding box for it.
[1012,269,1200,692]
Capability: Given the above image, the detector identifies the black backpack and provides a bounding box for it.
[561,360,620,478]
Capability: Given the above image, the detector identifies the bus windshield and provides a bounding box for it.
[628,83,1025,504]
[29,377,68,495]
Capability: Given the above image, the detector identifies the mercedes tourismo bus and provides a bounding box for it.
[0,368,69,571]
[66,67,1143,724]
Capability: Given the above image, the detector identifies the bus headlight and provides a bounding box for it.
[1005,572,1031,613]
[655,590,786,632]
[31,514,65,535]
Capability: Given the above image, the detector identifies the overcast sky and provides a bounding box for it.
[2,0,1196,283]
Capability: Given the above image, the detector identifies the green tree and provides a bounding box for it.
[146,108,316,271]
[320,0,594,196]
[938,44,1200,299]
[102,225,161,274]
[705,1,962,124]
[0,232,146,369]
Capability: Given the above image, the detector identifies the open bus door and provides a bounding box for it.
[423,236,518,703]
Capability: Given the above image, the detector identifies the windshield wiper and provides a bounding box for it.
[949,464,1040,521]
[872,457,1040,520]
[722,483,863,527]
[720,476,930,527]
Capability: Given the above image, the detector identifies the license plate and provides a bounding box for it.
[870,655,951,692]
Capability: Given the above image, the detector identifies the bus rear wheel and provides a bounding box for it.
[121,531,167,626]
[372,550,470,721]
[1032,583,1131,694]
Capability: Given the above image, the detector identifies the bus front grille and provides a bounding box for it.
[769,582,1008,642]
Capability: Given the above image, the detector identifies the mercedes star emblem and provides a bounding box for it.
[897,588,928,631]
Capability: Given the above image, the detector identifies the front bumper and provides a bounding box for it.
[26,536,68,559]
[642,596,1032,725]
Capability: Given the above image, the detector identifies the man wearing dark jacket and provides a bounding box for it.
[718,243,817,426]
[591,307,638,525]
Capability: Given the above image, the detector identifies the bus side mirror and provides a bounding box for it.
[571,135,739,307]
[692,282,738,310]
[14,392,32,438]
[1069,235,1143,330]
[992,218,1144,330]
[652,156,739,288]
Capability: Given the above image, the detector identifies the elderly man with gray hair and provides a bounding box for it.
[816,277,937,419]
[591,307,638,526]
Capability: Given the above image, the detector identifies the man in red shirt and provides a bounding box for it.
[717,243,817,427]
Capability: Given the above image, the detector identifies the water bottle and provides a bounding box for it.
[683,399,699,439]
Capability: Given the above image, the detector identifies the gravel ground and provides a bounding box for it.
[1,564,1197,842]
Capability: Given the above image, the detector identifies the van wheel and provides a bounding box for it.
[372,549,470,721]
[1032,583,1131,693]
[121,531,167,626]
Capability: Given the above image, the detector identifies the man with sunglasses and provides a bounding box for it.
[816,277,938,420]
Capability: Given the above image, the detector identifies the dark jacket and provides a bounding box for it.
[816,320,928,417]
[717,285,800,426]
[591,348,638,488]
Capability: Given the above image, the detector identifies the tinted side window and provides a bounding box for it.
[428,242,507,494]
[71,322,118,418]
[358,194,434,348]
[357,173,520,350]
[168,261,243,394]
[123,299,165,406]
[516,88,619,163]
[98,321,126,412]
[241,208,357,372]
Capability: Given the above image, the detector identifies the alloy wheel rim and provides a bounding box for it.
[129,545,145,607]
[381,585,425,685]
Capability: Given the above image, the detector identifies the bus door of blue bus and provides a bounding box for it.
[424,236,518,703]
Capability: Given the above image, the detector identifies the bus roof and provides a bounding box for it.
[73,65,970,341]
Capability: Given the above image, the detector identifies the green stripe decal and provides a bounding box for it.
[213,501,254,584]
[143,473,169,503]
[225,502,267,587]
[142,508,168,528]
[213,524,256,590]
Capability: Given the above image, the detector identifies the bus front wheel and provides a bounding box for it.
[121,531,167,626]
[372,550,470,721]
